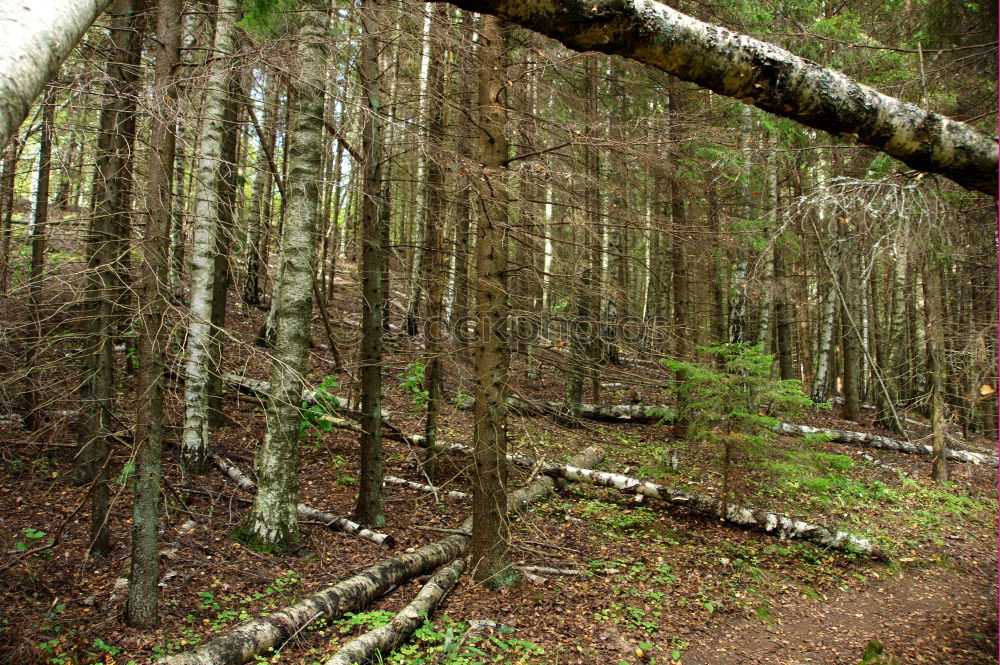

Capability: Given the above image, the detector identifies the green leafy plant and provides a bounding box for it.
[13,527,47,551]
[858,639,900,665]
[299,376,340,438]
[398,361,429,409]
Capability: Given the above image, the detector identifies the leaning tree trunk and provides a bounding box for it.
[424,0,997,195]
[236,0,326,553]
[181,0,240,475]
[0,1,114,147]
[125,0,180,629]
[470,14,514,588]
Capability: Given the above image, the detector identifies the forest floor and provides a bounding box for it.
[0,257,996,665]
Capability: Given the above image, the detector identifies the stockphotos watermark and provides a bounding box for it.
[326,314,674,348]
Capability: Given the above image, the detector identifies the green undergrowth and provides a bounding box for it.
[308,613,546,665]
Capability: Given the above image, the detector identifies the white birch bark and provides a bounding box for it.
[240,0,327,551]
[211,455,394,548]
[811,283,837,403]
[324,557,467,665]
[384,475,470,499]
[425,0,997,195]
[546,463,883,558]
[775,422,997,466]
[0,1,113,146]
[181,0,240,474]
[410,434,880,557]
[458,395,671,423]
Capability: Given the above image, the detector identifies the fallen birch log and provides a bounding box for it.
[221,372,390,420]
[164,447,604,665]
[160,530,468,665]
[406,436,880,558]
[383,475,469,500]
[323,557,467,665]
[211,455,394,549]
[775,422,998,466]
[858,452,902,474]
[541,462,885,559]
[457,396,672,423]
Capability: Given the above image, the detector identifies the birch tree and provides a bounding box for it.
[0,1,113,147]
[237,0,328,553]
[181,0,240,475]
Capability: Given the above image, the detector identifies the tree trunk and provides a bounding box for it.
[669,78,690,438]
[0,1,114,148]
[169,120,188,301]
[77,0,141,555]
[237,0,326,553]
[774,232,795,380]
[355,0,387,528]
[471,14,514,589]
[424,0,997,195]
[544,461,883,558]
[242,71,277,307]
[922,255,948,483]
[24,85,55,433]
[125,0,180,629]
[840,254,860,421]
[0,137,19,295]
[323,557,466,665]
[181,0,241,474]
[422,4,448,477]
[207,75,241,428]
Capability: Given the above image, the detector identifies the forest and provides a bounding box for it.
[0,0,996,663]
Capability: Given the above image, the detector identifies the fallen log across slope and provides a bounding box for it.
[162,447,604,665]
[457,395,672,423]
[323,556,467,665]
[211,454,395,549]
[544,462,886,559]
[775,422,998,467]
[407,436,883,559]
[461,394,997,468]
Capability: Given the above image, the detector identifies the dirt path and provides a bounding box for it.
[682,553,998,665]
